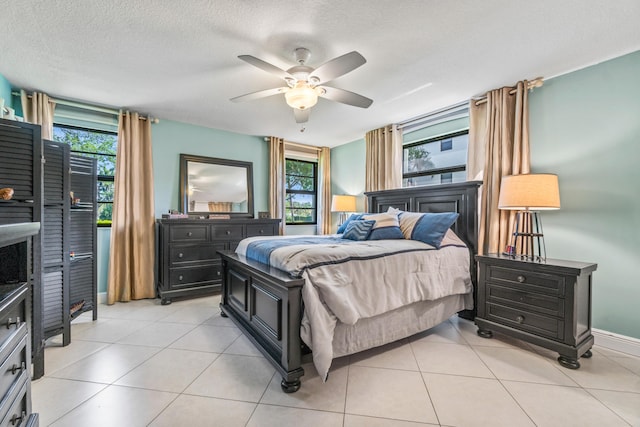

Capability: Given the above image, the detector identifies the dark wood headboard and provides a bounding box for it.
[366,181,482,319]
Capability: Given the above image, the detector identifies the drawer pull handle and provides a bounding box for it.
[260,229,264,234]
[10,411,25,426]
[178,253,184,258]
[516,315,525,324]
[10,362,26,375]
[517,275,526,283]
[217,271,221,276]
[6,317,20,329]
[178,275,184,281]
[187,232,193,237]
[226,230,231,235]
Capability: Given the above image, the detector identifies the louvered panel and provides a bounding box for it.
[0,207,34,223]
[43,269,63,331]
[43,207,64,265]
[69,211,94,254]
[70,261,94,306]
[43,141,66,203]
[0,123,36,199]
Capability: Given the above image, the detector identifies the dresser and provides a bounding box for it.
[475,254,597,369]
[156,218,280,304]
[0,223,40,426]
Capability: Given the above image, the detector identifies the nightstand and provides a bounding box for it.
[475,254,597,369]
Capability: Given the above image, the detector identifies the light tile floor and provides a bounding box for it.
[32,295,640,427]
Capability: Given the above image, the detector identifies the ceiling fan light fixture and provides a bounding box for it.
[285,81,318,110]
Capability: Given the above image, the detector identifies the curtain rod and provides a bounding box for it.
[12,91,159,123]
[473,78,544,106]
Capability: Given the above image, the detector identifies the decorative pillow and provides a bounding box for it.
[342,219,376,241]
[337,213,364,234]
[361,212,405,240]
[398,211,459,248]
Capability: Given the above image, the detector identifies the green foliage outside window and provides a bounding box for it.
[285,159,317,224]
[53,126,117,225]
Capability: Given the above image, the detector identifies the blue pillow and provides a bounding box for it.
[337,213,364,234]
[399,212,459,248]
[362,212,404,240]
[342,220,376,241]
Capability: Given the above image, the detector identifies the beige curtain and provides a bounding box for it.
[365,124,403,209]
[317,147,331,234]
[20,90,56,139]
[107,112,156,303]
[269,136,286,235]
[474,81,531,255]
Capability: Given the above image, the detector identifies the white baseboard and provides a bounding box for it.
[98,292,107,304]
[593,328,640,357]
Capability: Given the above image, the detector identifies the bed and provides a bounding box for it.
[218,181,481,392]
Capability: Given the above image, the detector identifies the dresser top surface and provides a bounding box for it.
[477,253,597,274]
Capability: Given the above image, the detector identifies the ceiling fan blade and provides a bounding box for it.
[230,87,289,103]
[294,108,310,124]
[238,55,293,80]
[309,51,366,84]
[318,86,373,108]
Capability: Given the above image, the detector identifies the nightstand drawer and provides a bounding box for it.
[0,304,25,352]
[211,225,243,240]
[169,225,209,242]
[486,302,564,341]
[0,372,28,427]
[487,265,565,295]
[169,264,222,288]
[486,284,565,317]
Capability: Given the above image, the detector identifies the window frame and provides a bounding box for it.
[285,158,318,225]
[52,124,117,227]
[402,129,469,185]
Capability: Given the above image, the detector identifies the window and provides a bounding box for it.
[403,130,468,187]
[53,125,117,226]
[285,159,317,224]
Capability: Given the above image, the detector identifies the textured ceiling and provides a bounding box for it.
[1,0,639,147]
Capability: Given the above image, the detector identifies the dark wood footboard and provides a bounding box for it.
[218,250,306,393]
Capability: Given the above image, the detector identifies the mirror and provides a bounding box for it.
[179,154,254,218]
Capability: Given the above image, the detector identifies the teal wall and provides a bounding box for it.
[97,228,111,293]
[330,138,366,232]
[529,50,640,339]
[330,51,640,339]
[151,120,269,217]
[0,74,12,112]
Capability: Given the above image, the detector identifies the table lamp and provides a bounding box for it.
[331,195,357,225]
[498,174,560,260]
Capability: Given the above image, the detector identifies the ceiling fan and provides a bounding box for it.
[230,47,373,124]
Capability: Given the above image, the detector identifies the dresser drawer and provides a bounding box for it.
[0,304,25,352]
[0,372,28,427]
[169,264,222,288]
[211,225,244,240]
[169,244,224,265]
[486,284,565,318]
[0,328,27,404]
[486,302,564,341]
[246,224,276,237]
[486,265,565,295]
[169,225,209,242]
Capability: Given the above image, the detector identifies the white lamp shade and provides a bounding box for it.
[498,174,560,210]
[331,195,356,212]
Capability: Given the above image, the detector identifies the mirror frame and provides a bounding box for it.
[179,154,254,218]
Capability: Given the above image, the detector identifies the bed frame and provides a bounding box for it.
[218,181,481,392]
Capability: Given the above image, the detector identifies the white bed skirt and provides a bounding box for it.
[332,292,473,358]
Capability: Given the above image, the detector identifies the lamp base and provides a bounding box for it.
[508,210,547,261]
[338,212,349,226]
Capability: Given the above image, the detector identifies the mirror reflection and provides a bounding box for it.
[179,154,254,217]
